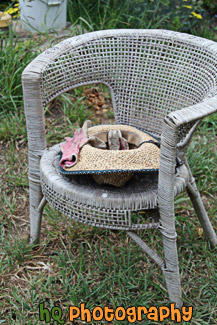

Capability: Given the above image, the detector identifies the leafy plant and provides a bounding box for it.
[67,0,207,35]
[59,93,92,127]
[202,0,217,15]
[0,27,39,115]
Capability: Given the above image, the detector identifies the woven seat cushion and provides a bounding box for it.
[40,144,189,212]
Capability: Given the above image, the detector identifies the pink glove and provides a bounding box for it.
[59,120,106,169]
[59,128,88,168]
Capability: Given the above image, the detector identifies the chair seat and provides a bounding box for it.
[40,144,189,230]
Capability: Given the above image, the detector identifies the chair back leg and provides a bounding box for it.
[181,157,217,247]
[186,179,217,247]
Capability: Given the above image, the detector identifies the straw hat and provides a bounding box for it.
[59,124,160,187]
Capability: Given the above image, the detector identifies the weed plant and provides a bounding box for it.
[0,28,39,116]
[67,0,215,39]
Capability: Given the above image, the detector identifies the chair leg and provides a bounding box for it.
[128,227,182,308]
[161,231,183,309]
[186,178,217,247]
[29,181,46,244]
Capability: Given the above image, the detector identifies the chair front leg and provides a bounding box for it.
[158,119,182,308]
[29,180,46,244]
[160,227,182,309]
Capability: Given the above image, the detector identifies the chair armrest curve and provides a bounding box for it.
[166,95,217,128]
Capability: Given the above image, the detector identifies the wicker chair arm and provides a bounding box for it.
[158,95,217,231]
[164,95,217,148]
[159,94,217,182]
[166,95,217,128]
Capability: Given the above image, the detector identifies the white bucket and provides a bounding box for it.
[19,0,67,33]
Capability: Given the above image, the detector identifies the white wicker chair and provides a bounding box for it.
[22,30,217,308]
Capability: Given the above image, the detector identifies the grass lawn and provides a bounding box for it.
[0,9,217,325]
[1,84,216,324]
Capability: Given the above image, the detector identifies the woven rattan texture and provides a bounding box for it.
[40,32,217,137]
[42,180,160,230]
